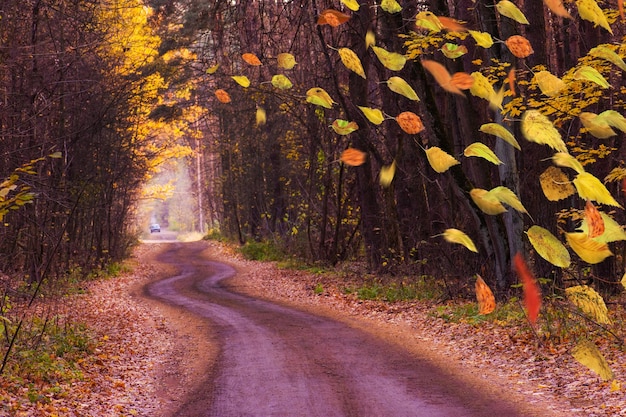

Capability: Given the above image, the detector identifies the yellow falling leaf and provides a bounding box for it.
[372,46,406,71]
[206,64,220,74]
[526,225,571,268]
[580,112,616,138]
[341,0,360,11]
[596,110,626,133]
[231,75,251,88]
[338,47,366,79]
[463,142,503,165]
[386,76,420,101]
[470,188,507,215]
[340,148,367,166]
[442,228,478,252]
[366,30,376,48]
[579,211,626,243]
[533,70,567,96]
[381,0,402,13]
[621,272,626,290]
[552,152,585,174]
[421,60,463,95]
[277,53,297,70]
[574,65,611,88]
[256,108,266,127]
[396,112,425,134]
[566,232,613,264]
[521,110,567,152]
[489,186,528,214]
[543,0,573,18]
[576,0,613,34]
[469,72,502,109]
[468,30,494,48]
[572,340,614,381]
[425,147,460,173]
[496,0,530,24]
[358,106,385,125]
[306,87,336,108]
[566,285,611,324]
[415,11,444,32]
[573,172,622,207]
[475,275,496,314]
[242,52,262,66]
[271,74,293,90]
[539,166,575,201]
[479,123,521,150]
[379,161,396,187]
[588,45,626,71]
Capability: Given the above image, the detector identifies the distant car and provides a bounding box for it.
[150,223,161,233]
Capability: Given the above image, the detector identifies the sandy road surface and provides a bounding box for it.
[144,241,554,417]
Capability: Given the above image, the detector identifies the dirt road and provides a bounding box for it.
[146,242,548,417]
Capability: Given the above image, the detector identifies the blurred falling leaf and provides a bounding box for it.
[496,0,530,24]
[341,148,367,166]
[475,275,496,314]
[450,72,474,90]
[572,340,614,381]
[438,16,468,32]
[480,123,521,150]
[396,112,425,134]
[306,87,336,108]
[379,161,396,187]
[338,47,366,78]
[386,76,420,101]
[242,52,262,66]
[271,74,293,90]
[489,186,528,214]
[552,152,585,174]
[443,228,478,252]
[440,43,468,59]
[331,119,359,135]
[506,68,517,96]
[533,70,567,96]
[425,147,460,173]
[540,166,575,201]
[468,30,494,48]
[588,45,626,71]
[366,30,376,48]
[215,89,231,103]
[521,110,567,152]
[580,111,626,138]
[358,106,385,125]
[566,285,611,324]
[513,253,542,325]
[621,272,626,289]
[415,11,443,32]
[470,188,507,215]
[277,53,297,69]
[372,46,406,71]
[231,75,251,88]
[526,225,571,268]
[505,35,534,58]
[341,0,360,11]
[318,9,351,26]
[256,107,266,127]
[470,72,501,109]
[576,0,613,34]
[585,201,605,238]
[381,0,402,13]
[573,172,622,207]
[206,64,220,74]
[566,232,613,264]
[574,65,611,88]
[463,142,503,165]
[579,211,626,243]
[421,60,463,95]
[543,0,573,17]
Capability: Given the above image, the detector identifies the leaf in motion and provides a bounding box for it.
[574,65,611,88]
[470,188,507,215]
[543,0,573,17]
[588,45,626,71]
[552,152,585,174]
[450,72,474,90]
[206,64,220,74]
[579,211,626,243]
[566,285,611,325]
[566,232,613,264]
[572,340,614,381]
[475,275,496,314]
[277,53,297,69]
[480,123,521,150]
[358,106,385,125]
[443,228,478,252]
[215,89,231,103]
[438,16,468,32]
[468,30,494,48]
[231,75,250,88]
[381,0,402,13]
[580,111,626,138]
[470,72,502,109]
[505,35,534,58]
[340,148,366,166]
[242,52,262,66]
[533,70,567,96]
[539,166,575,201]
[421,60,463,95]
[271,74,293,90]
[341,0,360,11]
[496,0,530,23]
[379,161,396,187]
[576,0,613,34]
[585,200,605,238]
[338,47,366,79]
[306,87,336,108]
[256,107,266,127]
[331,119,359,135]
[365,30,376,48]
[440,43,468,59]
[622,272,626,290]
[513,253,542,325]
[489,186,528,214]
[425,147,460,173]
[396,112,425,134]
[573,172,621,207]
[506,67,517,96]
[386,76,420,101]
[318,9,351,26]
[463,142,503,165]
[521,110,567,152]
[415,11,443,32]
[372,46,406,71]
[526,225,571,268]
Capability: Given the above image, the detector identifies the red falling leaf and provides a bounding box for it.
[619,0,625,21]
[513,253,541,325]
[506,67,517,96]
[585,200,605,238]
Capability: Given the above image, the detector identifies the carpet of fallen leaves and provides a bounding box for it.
[2,240,625,416]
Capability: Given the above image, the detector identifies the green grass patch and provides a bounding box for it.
[344,275,445,303]
[238,240,286,262]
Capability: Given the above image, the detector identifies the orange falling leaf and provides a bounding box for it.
[585,200,605,238]
[505,35,534,58]
[475,275,496,315]
[620,0,625,21]
[341,148,367,166]
[506,67,517,96]
[396,111,425,134]
[513,253,542,325]
[242,53,262,66]
[215,89,231,103]
[421,60,463,95]
[450,72,474,90]
[317,9,351,27]
[438,16,468,32]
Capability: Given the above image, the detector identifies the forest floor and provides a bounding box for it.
[1,240,625,416]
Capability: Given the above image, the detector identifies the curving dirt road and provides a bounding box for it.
[146,242,543,417]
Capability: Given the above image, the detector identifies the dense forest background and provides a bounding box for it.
[2,0,626,300]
